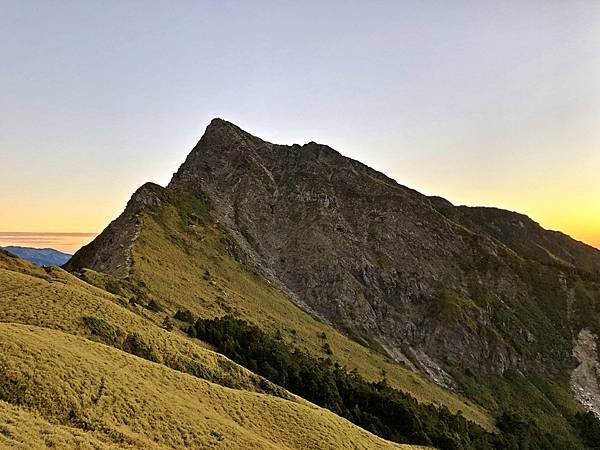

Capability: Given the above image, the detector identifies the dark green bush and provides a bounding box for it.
[174,308,195,323]
[187,315,592,449]
[82,316,122,346]
[146,299,163,312]
[0,368,29,405]
[123,333,158,362]
[162,315,174,331]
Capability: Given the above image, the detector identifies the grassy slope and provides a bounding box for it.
[0,251,419,449]
[0,264,279,395]
[0,400,124,450]
[0,323,411,450]
[127,197,494,430]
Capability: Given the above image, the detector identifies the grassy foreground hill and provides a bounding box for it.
[0,249,420,449]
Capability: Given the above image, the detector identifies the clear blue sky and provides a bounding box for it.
[2,1,599,248]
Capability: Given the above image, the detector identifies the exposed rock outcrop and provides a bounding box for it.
[66,182,166,277]
[571,329,600,418]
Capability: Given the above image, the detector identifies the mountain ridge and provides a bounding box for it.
[66,118,600,446]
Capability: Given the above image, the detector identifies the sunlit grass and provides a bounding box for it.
[0,323,415,449]
[0,248,424,449]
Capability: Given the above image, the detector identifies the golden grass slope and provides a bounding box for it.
[0,250,422,448]
[0,256,275,395]
[126,201,494,430]
[0,323,416,449]
[0,400,124,450]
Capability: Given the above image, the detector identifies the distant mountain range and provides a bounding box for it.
[2,246,71,266]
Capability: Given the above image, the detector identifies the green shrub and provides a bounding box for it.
[82,316,122,346]
[146,299,163,312]
[174,308,195,323]
[162,315,174,331]
[0,367,29,405]
[322,342,333,355]
[123,333,158,362]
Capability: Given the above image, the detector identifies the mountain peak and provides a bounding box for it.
[202,118,260,144]
[62,119,600,446]
[206,117,239,131]
[168,119,267,189]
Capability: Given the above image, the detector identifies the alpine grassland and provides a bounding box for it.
[0,249,421,449]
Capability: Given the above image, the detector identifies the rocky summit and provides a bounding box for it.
[67,118,600,447]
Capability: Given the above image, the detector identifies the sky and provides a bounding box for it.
[1,0,599,251]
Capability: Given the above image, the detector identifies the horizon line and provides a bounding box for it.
[0,231,99,235]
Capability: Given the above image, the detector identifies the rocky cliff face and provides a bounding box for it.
[69,119,600,400]
[66,182,166,277]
